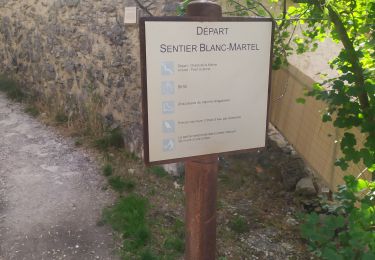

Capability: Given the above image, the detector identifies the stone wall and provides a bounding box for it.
[0,0,178,155]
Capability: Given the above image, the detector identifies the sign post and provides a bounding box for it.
[139,1,274,258]
[184,3,221,260]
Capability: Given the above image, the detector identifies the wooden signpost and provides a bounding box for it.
[184,4,222,260]
[140,1,274,259]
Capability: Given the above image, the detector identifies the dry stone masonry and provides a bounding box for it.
[0,0,179,155]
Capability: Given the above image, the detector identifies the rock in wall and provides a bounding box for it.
[0,0,179,155]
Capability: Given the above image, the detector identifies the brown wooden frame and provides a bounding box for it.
[139,16,275,166]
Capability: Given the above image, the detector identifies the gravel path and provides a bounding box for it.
[0,93,118,260]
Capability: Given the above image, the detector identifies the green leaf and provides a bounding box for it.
[343,175,356,186]
[356,179,368,190]
[322,114,332,122]
[335,159,349,171]
[363,252,375,260]
[287,6,297,14]
[322,247,344,260]
[359,149,375,168]
[341,133,356,150]
[296,98,306,104]
[313,83,324,91]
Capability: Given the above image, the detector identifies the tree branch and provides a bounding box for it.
[279,0,288,29]
[134,0,153,16]
[325,5,370,112]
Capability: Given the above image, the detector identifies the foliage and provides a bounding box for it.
[102,163,113,176]
[163,219,185,253]
[178,0,374,177]
[164,236,184,253]
[225,0,374,179]
[290,0,374,176]
[108,176,135,193]
[300,176,375,259]
[103,193,185,259]
[229,215,249,234]
[123,150,140,162]
[148,166,169,178]
[202,0,375,258]
[103,195,151,254]
[55,111,68,124]
[24,105,40,117]
[0,75,25,101]
[140,249,158,260]
[94,127,124,150]
[177,0,191,15]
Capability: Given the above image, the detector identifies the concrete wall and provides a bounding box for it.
[270,65,371,190]
[0,0,178,155]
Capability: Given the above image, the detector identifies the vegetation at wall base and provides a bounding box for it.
[102,179,185,259]
[102,195,151,255]
[94,127,124,150]
[300,176,374,259]
[229,215,250,234]
[148,166,169,178]
[54,111,69,124]
[98,147,186,259]
[0,75,25,102]
[124,150,140,162]
[103,163,113,176]
[24,105,40,117]
[108,176,135,193]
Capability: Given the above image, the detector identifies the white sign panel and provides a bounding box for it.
[141,19,273,164]
[124,7,137,24]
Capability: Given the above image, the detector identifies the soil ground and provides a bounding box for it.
[0,91,312,259]
[0,93,119,259]
[100,128,313,259]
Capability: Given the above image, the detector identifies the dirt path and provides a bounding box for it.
[0,93,118,260]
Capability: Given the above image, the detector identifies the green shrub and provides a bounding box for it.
[172,219,185,240]
[74,139,83,146]
[103,164,113,176]
[24,106,40,117]
[140,249,158,260]
[108,176,135,193]
[103,195,150,252]
[149,166,168,178]
[229,215,249,234]
[124,151,140,162]
[94,127,124,150]
[55,112,68,123]
[0,75,25,101]
[300,176,375,259]
[164,236,184,253]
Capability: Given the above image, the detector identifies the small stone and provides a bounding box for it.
[285,217,299,226]
[173,181,180,190]
[128,168,135,174]
[295,177,317,196]
[255,165,264,173]
[163,2,177,13]
[315,206,322,213]
[65,0,80,8]
[281,158,307,191]
[281,242,293,251]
